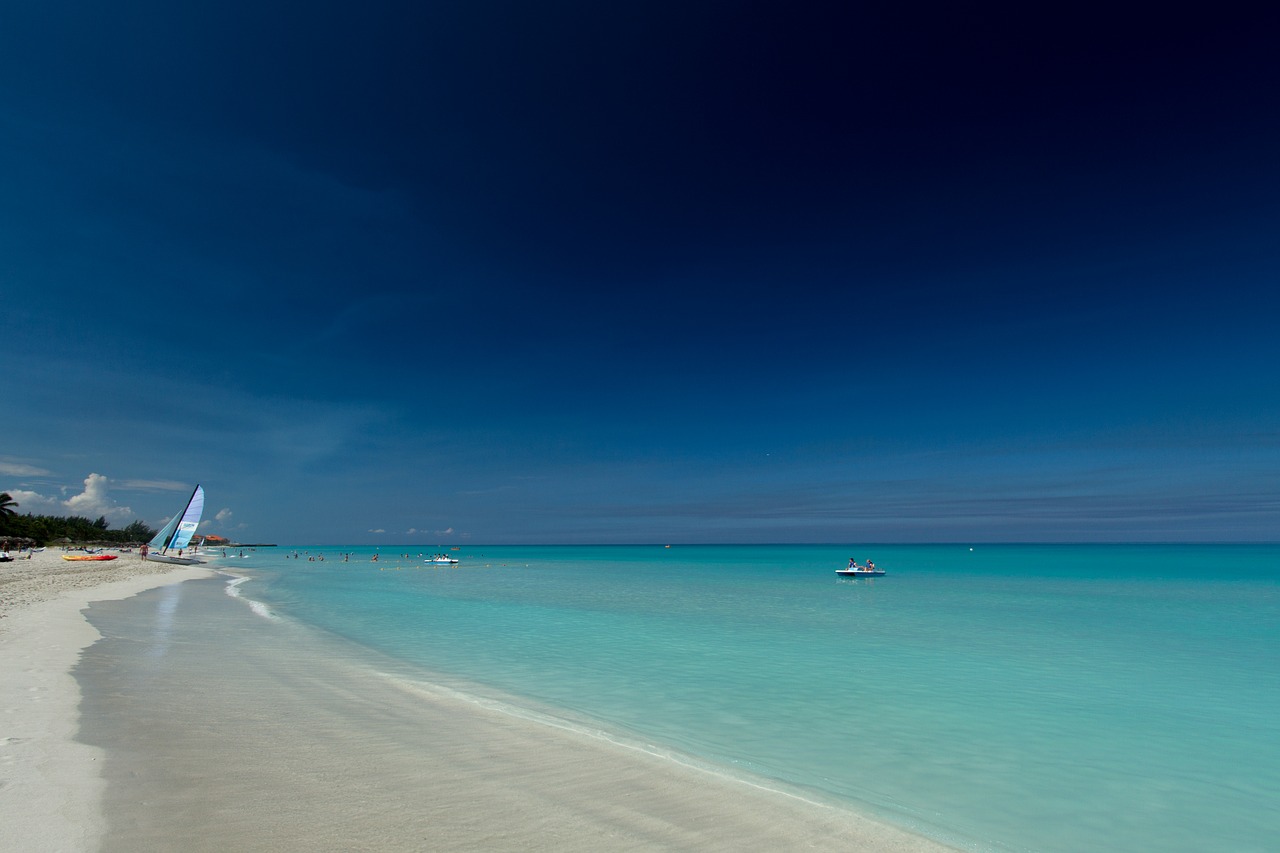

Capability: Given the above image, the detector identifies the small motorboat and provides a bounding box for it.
[427,554,459,564]
[836,561,885,577]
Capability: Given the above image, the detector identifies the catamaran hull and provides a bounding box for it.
[146,554,204,565]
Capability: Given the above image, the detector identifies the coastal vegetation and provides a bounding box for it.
[0,494,157,545]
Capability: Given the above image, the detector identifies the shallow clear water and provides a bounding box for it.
[225,544,1280,852]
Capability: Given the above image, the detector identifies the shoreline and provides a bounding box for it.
[3,550,955,852]
[0,549,213,852]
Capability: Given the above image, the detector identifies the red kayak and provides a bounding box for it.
[62,554,119,561]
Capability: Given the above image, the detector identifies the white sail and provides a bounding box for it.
[169,486,205,551]
[149,485,205,553]
[148,513,179,551]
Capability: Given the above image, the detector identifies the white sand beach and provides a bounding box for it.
[2,550,954,852]
[0,550,211,851]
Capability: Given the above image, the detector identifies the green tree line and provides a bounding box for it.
[0,493,156,544]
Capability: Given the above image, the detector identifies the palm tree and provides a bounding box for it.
[0,492,17,535]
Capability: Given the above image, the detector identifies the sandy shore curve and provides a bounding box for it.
[0,549,212,852]
[2,550,954,852]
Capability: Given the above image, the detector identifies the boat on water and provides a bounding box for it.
[837,559,886,577]
[63,554,119,562]
[145,485,206,565]
[427,554,459,564]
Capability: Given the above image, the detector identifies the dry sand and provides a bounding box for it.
[0,548,206,620]
[0,549,212,852]
[2,550,957,852]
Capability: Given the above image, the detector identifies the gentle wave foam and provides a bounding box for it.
[222,574,277,620]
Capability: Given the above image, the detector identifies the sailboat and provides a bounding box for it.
[145,484,206,565]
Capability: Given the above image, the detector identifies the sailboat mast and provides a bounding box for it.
[163,483,202,554]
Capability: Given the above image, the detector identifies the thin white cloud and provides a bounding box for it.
[120,479,190,491]
[368,528,386,534]
[0,459,52,477]
[216,508,233,522]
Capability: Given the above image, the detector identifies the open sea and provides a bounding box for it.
[210,544,1279,852]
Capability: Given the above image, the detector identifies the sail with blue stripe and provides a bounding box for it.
[149,485,205,553]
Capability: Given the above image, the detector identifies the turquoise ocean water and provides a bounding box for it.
[218,544,1279,852]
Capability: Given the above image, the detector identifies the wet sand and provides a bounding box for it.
[0,549,211,852]
[4,552,954,851]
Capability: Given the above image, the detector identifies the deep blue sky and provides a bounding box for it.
[3,3,1277,543]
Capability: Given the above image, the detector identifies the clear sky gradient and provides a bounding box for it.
[3,3,1277,543]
